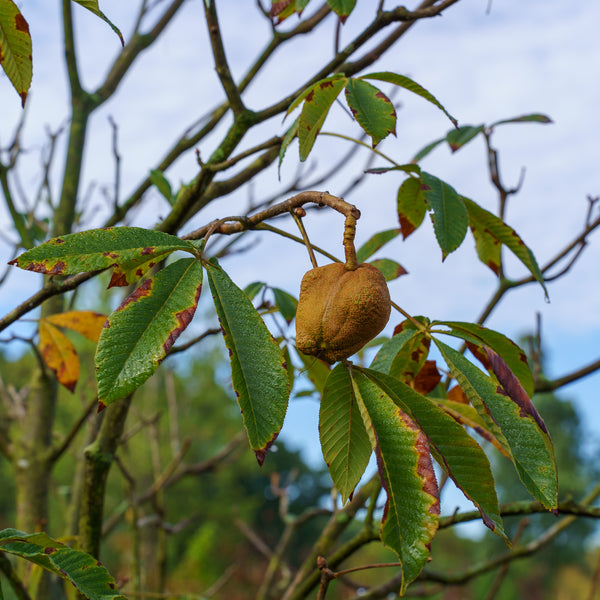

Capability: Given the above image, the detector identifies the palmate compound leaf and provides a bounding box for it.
[320,364,372,504]
[421,172,468,260]
[434,339,557,509]
[206,259,289,465]
[0,529,126,600]
[0,0,32,106]
[96,258,203,409]
[357,368,508,541]
[350,366,439,594]
[8,227,197,287]
[463,196,548,298]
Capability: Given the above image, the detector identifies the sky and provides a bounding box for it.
[1,1,599,520]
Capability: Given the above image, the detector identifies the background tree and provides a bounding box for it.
[0,1,599,599]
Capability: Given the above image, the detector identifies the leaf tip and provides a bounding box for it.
[97,401,107,414]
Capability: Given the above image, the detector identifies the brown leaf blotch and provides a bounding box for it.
[320,80,334,89]
[141,247,156,255]
[254,431,279,466]
[116,278,153,311]
[108,271,128,288]
[162,302,199,356]
[15,13,30,34]
[54,238,65,244]
[44,547,57,555]
[97,401,106,414]
[102,251,119,259]
[305,90,315,103]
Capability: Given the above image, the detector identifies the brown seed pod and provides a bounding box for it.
[295,262,391,364]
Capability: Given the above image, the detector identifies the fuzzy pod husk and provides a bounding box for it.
[295,262,391,363]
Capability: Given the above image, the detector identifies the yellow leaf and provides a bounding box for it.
[45,310,107,343]
[38,320,80,392]
[0,0,33,106]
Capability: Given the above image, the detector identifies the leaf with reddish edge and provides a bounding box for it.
[39,321,79,392]
[0,1,32,106]
[96,258,203,407]
[356,367,507,542]
[435,339,557,509]
[434,397,511,458]
[8,227,196,280]
[351,367,439,593]
[369,258,407,282]
[345,78,397,147]
[462,196,548,298]
[320,364,372,504]
[446,125,484,152]
[270,0,310,23]
[327,0,356,23]
[45,311,107,343]
[297,75,347,160]
[432,320,534,397]
[206,259,289,465]
[483,347,548,433]
[397,177,427,239]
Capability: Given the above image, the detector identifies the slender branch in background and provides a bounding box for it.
[107,116,122,209]
[204,0,246,115]
[48,395,98,463]
[292,208,319,268]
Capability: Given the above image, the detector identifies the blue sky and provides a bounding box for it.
[1,1,599,515]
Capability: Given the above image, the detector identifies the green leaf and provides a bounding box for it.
[149,169,174,205]
[326,0,356,23]
[358,368,507,540]
[369,258,407,282]
[421,172,468,260]
[463,196,548,297]
[206,259,289,464]
[397,176,427,239]
[446,125,484,152]
[432,321,534,397]
[9,227,196,279]
[434,340,557,509]
[298,75,348,160]
[72,0,124,46]
[411,137,445,163]
[356,228,400,263]
[366,163,421,176]
[351,368,439,593]
[345,78,396,147]
[278,117,299,177]
[370,326,421,374]
[490,113,553,127]
[244,281,266,301]
[271,287,297,324]
[96,258,203,407]
[0,1,32,106]
[320,364,372,503]
[361,71,457,127]
[0,528,126,599]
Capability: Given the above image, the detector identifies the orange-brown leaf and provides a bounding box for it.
[45,311,107,343]
[413,360,441,395]
[39,320,80,392]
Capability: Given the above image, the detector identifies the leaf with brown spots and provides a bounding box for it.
[351,367,439,593]
[96,258,203,406]
[463,196,548,297]
[270,0,310,23]
[9,227,196,281]
[45,311,107,343]
[0,528,126,599]
[0,1,32,106]
[39,320,79,392]
[345,78,396,147]
[413,360,441,395]
[298,75,347,160]
[397,177,427,239]
[389,331,430,386]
